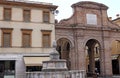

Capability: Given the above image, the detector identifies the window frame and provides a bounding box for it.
[21,29,32,48]
[23,9,31,22]
[41,30,51,48]
[26,66,42,72]
[4,8,11,21]
[1,28,13,47]
[43,11,50,23]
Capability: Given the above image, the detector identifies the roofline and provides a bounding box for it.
[0,0,58,10]
[71,1,108,10]
[112,18,120,22]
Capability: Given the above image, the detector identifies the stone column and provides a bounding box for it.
[16,56,26,78]
[100,39,112,77]
[88,48,95,73]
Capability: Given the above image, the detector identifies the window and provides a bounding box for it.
[95,47,98,54]
[86,14,97,25]
[26,66,42,72]
[1,28,13,47]
[0,61,15,78]
[23,10,30,22]
[117,41,120,52]
[43,11,50,23]
[4,8,11,21]
[41,30,51,47]
[21,29,32,47]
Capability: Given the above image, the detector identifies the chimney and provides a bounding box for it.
[108,17,112,20]
[116,14,120,18]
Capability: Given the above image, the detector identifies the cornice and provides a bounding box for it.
[55,24,120,32]
[0,0,58,10]
[72,1,108,10]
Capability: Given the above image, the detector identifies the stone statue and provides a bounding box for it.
[42,40,68,72]
[52,40,57,48]
[50,40,59,60]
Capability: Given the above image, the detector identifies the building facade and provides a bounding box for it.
[0,0,57,78]
[112,17,120,26]
[112,17,120,75]
[55,1,120,77]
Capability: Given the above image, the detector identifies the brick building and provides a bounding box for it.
[55,1,120,77]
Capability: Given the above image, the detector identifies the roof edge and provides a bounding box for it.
[71,1,108,10]
[0,0,58,10]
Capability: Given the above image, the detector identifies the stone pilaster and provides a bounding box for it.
[77,39,86,71]
[100,39,112,77]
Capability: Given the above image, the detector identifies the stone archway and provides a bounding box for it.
[56,38,72,70]
[85,39,101,75]
[55,1,119,77]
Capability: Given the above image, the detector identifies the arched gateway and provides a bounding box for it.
[55,1,120,77]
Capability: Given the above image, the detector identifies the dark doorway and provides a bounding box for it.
[0,61,4,78]
[112,59,119,74]
[85,39,101,76]
[57,38,71,70]
[0,61,15,78]
[95,60,100,74]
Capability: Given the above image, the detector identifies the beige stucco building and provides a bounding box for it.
[111,17,120,75]
[0,0,57,78]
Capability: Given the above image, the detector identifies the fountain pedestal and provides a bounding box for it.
[42,44,68,71]
[26,41,85,78]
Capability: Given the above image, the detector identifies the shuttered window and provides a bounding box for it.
[3,33,11,47]
[43,11,50,23]
[4,8,11,21]
[2,28,13,47]
[23,34,31,47]
[43,34,50,47]
[23,10,30,22]
[42,30,51,47]
[22,29,32,47]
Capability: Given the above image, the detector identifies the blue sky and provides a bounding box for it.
[31,0,120,21]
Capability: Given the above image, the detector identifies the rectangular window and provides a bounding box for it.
[23,10,30,22]
[26,66,42,72]
[43,11,50,23]
[2,28,13,47]
[117,41,120,52]
[3,33,11,47]
[43,34,50,47]
[22,29,32,47]
[23,34,31,47]
[4,8,11,21]
[42,30,51,47]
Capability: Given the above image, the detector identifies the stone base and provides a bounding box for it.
[42,60,68,71]
[99,75,113,78]
[26,70,86,78]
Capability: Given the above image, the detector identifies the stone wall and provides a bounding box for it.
[26,70,85,78]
